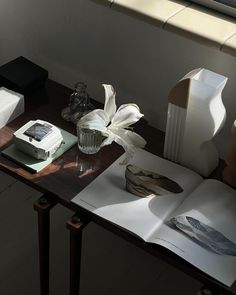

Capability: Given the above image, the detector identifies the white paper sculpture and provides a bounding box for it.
[164,68,227,177]
[0,87,24,128]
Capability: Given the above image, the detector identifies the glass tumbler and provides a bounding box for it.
[77,128,105,154]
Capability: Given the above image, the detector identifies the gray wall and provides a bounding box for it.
[0,0,235,156]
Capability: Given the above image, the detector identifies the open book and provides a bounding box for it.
[72,149,236,287]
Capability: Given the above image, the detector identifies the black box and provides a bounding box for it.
[0,56,48,95]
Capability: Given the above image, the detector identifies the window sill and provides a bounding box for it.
[94,0,236,56]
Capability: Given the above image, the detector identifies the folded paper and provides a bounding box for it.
[125,164,183,197]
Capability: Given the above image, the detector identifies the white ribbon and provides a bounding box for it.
[77,84,147,164]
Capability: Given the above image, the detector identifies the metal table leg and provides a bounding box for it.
[66,214,88,295]
[34,195,57,295]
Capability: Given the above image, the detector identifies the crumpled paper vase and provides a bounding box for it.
[164,68,227,177]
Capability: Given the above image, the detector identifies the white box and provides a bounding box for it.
[13,119,63,160]
[0,87,24,128]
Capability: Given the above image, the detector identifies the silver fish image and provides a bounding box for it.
[125,164,183,198]
[169,216,236,256]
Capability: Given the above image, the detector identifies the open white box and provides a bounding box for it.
[0,87,24,128]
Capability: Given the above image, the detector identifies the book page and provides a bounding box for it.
[72,148,202,240]
[148,179,236,286]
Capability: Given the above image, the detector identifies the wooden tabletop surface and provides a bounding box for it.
[0,79,225,209]
[0,80,166,209]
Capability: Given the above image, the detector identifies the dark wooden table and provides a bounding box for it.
[0,80,233,295]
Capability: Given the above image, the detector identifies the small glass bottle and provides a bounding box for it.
[61,82,94,124]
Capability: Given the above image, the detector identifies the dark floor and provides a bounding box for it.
[0,170,203,295]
